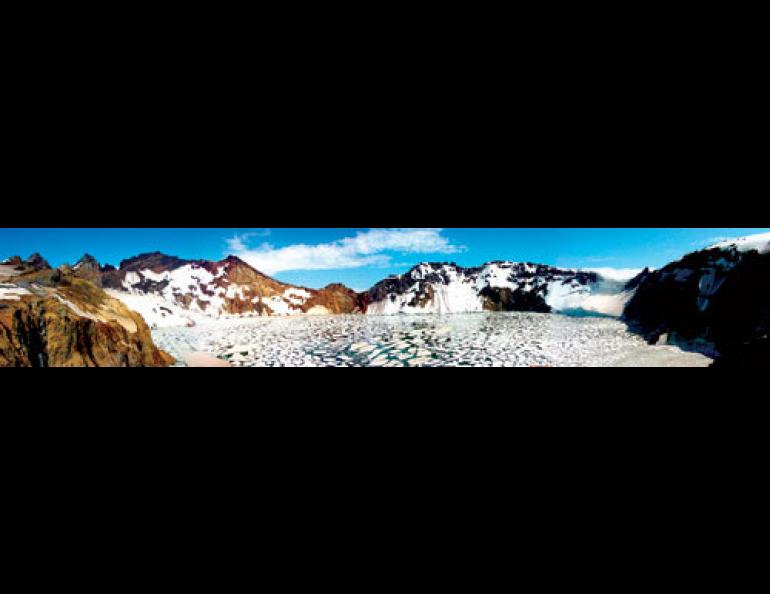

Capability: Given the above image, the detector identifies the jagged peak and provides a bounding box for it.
[1,255,23,267]
[215,255,274,280]
[399,260,581,279]
[406,262,460,273]
[24,253,51,270]
[218,255,260,270]
[221,254,248,265]
[119,252,191,272]
[483,260,519,266]
[75,253,100,268]
[322,282,356,293]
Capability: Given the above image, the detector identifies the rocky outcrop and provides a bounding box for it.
[25,253,51,271]
[72,254,104,287]
[622,240,770,363]
[0,267,174,367]
[101,252,189,290]
[119,252,193,274]
[479,285,552,313]
[1,256,24,268]
[305,284,369,315]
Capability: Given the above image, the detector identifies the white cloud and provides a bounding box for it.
[227,228,464,275]
[588,267,643,282]
[226,229,271,252]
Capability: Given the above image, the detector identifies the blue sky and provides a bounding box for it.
[1,228,768,289]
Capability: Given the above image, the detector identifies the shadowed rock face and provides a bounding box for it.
[2,256,24,268]
[479,286,552,313]
[102,252,195,290]
[72,254,103,287]
[711,337,770,368]
[25,253,51,271]
[0,267,174,367]
[119,252,192,273]
[623,247,770,363]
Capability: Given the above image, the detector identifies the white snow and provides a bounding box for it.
[262,295,296,315]
[429,281,485,314]
[283,288,312,304]
[0,284,31,301]
[711,232,770,255]
[105,289,206,329]
[122,272,143,288]
[140,269,168,282]
[52,293,98,321]
[368,265,485,315]
[0,265,24,278]
[477,264,518,290]
[111,262,319,327]
[121,265,235,319]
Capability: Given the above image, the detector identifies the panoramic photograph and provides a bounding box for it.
[1,227,768,368]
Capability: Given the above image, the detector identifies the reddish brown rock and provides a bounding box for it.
[0,267,174,368]
[302,284,369,314]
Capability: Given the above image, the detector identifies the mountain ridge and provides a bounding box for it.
[92,251,367,327]
[365,261,609,316]
[3,230,768,366]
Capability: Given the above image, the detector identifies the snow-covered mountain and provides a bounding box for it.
[710,232,770,255]
[623,232,770,361]
[100,252,366,327]
[96,254,642,325]
[366,261,636,316]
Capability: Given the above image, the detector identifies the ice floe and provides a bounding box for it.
[151,313,712,368]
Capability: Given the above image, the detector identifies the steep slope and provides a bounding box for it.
[0,266,175,367]
[366,262,630,316]
[622,233,770,359]
[102,252,365,327]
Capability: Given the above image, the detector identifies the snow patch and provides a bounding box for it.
[0,284,31,301]
[711,232,770,255]
[106,289,205,329]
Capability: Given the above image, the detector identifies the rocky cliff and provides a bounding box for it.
[0,266,174,367]
[622,234,770,361]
